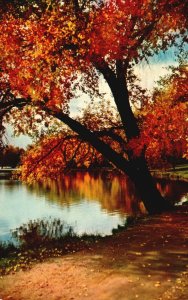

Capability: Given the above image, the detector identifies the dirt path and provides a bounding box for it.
[0,208,187,300]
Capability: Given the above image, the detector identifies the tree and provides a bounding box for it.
[20,64,187,181]
[0,0,187,213]
[129,62,188,168]
[0,144,24,168]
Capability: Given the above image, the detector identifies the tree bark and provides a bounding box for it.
[129,158,172,213]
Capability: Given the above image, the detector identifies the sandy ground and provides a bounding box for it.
[0,207,187,300]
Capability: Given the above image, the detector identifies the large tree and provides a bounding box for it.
[19,65,188,183]
[0,0,187,213]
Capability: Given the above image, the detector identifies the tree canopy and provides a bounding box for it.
[0,0,187,110]
[129,62,188,167]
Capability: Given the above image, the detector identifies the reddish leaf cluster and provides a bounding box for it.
[0,0,187,109]
[128,64,188,167]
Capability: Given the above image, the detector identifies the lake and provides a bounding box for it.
[0,172,188,243]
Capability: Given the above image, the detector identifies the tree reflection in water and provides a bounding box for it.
[28,171,146,216]
[4,173,188,248]
[156,179,188,204]
[27,172,188,216]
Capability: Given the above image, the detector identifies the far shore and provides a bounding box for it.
[1,163,188,182]
[151,164,188,182]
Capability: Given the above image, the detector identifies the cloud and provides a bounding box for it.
[134,62,177,92]
[5,125,32,149]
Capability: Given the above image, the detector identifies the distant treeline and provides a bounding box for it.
[0,145,25,168]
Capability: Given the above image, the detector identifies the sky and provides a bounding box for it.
[5,125,32,149]
[135,46,179,90]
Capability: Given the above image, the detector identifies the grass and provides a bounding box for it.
[0,234,102,276]
[0,236,101,276]
[151,163,188,182]
[0,216,139,276]
[0,219,101,276]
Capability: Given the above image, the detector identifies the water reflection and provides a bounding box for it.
[30,172,188,214]
[30,172,144,216]
[156,179,188,203]
[0,173,188,242]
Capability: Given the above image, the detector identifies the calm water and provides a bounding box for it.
[0,172,188,242]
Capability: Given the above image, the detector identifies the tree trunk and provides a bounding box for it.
[128,158,172,213]
[114,80,172,213]
[96,61,172,213]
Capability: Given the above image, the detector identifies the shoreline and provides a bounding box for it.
[0,206,187,300]
[151,170,188,183]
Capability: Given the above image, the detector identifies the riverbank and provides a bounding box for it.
[151,164,188,182]
[1,164,188,182]
[0,205,187,300]
[0,169,17,180]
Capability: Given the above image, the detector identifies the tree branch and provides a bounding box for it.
[41,106,135,179]
[94,127,126,146]
[0,97,30,111]
[94,57,140,140]
[25,139,64,178]
[130,21,157,53]
[0,94,134,178]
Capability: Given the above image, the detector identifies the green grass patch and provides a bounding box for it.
[151,164,188,181]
